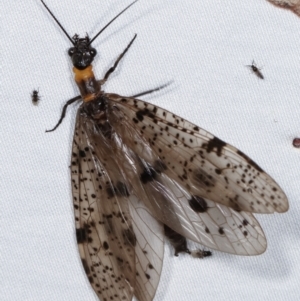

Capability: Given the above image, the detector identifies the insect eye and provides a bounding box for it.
[68,47,75,56]
[90,48,97,57]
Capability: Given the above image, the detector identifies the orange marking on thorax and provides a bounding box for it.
[73,65,95,82]
[73,65,97,102]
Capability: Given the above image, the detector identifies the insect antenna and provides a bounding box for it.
[40,0,74,45]
[43,0,139,132]
[41,0,138,45]
[45,96,81,132]
[89,0,139,45]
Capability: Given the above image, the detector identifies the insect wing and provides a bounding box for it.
[108,94,288,214]
[85,93,280,256]
[71,110,164,301]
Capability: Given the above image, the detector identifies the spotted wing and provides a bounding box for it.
[98,93,288,255]
[71,111,164,301]
[108,93,288,214]
[267,0,300,16]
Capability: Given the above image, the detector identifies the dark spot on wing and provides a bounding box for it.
[236,150,264,173]
[123,227,136,246]
[106,186,116,198]
[76,227,88,243]
[106,182,130,198]
[79,150,86,157]
[136,110,144,121]
[218,227,224,235]
[136,108,156,123]
[193,169,215,188]
[117,257,123,263]
[153,160,167,173]
[242,219,249,226]
[116,181,130,197]
[81,259,90,274]
[140,166,157,184]
[215,168,222,175]
[188,195,208,213]
[103,241,109,250]
[203,137,226,156]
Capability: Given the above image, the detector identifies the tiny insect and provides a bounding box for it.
[292,138,300,148]
[267,0,300,17]
[31,89,40,105]
[247,60,264,79]
[41,1,289,301]
[191,249,212,259]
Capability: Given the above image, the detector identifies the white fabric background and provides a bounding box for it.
[1,0,300,300]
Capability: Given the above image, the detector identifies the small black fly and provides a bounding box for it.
[31,89,40,105]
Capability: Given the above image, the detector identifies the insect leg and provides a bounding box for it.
[130,81,173,98]
[99,34,137,85]
[46,95,81,132]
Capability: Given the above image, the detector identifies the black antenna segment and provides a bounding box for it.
[41,0,138,46]
[89,0,138,44]
[40,0,74,44]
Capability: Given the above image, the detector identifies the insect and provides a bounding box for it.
[41,1,289,300]
[191,249,212,259]
[31,89,40,105]
[247,60,264,79]
[267,0,300,17]
[292,138,300,148]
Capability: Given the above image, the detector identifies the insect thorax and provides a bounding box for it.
[80,96,115,139]
[80,95,108,119]
[73,65,101,102]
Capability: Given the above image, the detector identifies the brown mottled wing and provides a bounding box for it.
[71,109,164,301]
[108,93,288,214]
[267,0,300,16]
[94,95,268,255]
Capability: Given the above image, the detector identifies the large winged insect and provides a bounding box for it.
[41,1,289,300]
